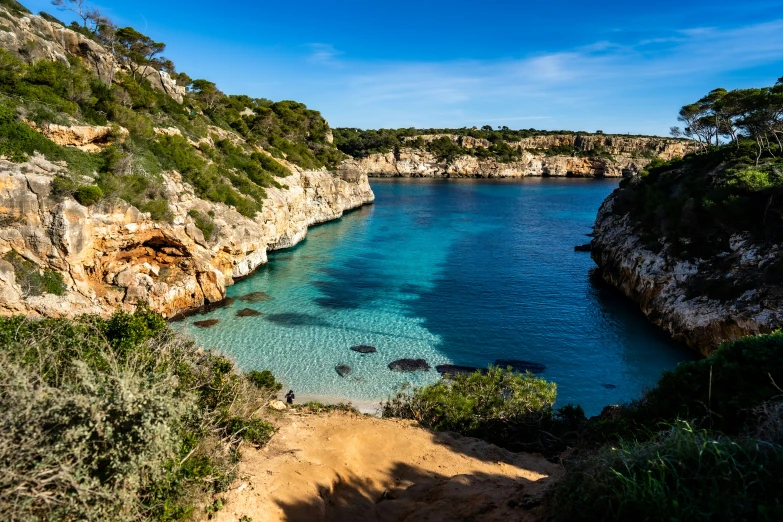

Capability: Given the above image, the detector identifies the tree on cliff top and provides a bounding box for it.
[52,0,102,31]
[115,26,167,79]
[672,79,783,164]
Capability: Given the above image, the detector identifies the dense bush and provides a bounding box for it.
[381,366,584,454]
[247,369,283,392]
[0,307,280,521]
[553,421,783,522]
[73,184,103,205]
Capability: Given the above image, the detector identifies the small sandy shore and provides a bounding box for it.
[213,410,562,522]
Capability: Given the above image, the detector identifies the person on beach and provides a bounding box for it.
[285,390,295,404]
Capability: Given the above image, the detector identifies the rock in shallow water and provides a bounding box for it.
[350,345,377,354]
[193,319,220,328]
[388,359,430,372]
[494,359,546,374]
[435,364,486,377]
[335,364,352,377]
[239,291,274,303]
[237,308,263,317]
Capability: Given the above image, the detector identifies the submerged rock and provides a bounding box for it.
[237,308,263,317]
[494,359,546,374]
[265,312,327,327]
[388,359,430,372]
[574,243,592,252]
[350,345,377,354]
[239,291,274,303]
[435,364,486,377]
[193,319,220,328]
[336,364,352,377]
[203,297,235,311]
[602,383,617,389]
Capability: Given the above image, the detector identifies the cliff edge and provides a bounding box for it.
[340,134,693,179]
[591,149,783,355]
[0,5,373,319]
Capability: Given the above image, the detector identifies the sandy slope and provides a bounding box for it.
[213,410,562,522]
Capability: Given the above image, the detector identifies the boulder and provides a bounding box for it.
[335,364,352,377]
[237,308,263,317]
[494,359,546,374]
[350,345,377,354]
[435,364,485,377]
[193,319,220,328]
[269,400,287,411]
[239,291,274,302]
[388,359,430,372]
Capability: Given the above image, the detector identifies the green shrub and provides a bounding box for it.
[38,11,66,27]
[0,308,279,521]
[73,184,103,206]
[247,369,282,391]
[382,366,563,450]
[729,167,782,191]
[552,421,783,522]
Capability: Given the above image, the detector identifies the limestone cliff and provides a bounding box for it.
[344,135,693,179]
[0,155,373,318]
[0,8,186,101]
[591,182,782,356]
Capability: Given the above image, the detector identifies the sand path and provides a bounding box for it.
[213,410,562,522]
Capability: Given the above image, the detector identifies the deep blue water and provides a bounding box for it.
[179,178,696,415]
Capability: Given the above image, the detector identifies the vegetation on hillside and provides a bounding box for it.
[381,332,783,520]
[0,0,346,220]
[0,306,282,521]
[382,367,584,456]
[605,78,783,309]
[333,126,660,161]
[551,331,783,521]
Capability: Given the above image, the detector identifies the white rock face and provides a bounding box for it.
[0,157,374,318]
[344,135,694,179]
[590,189,782,355]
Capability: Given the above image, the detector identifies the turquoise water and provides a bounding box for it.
[179,178,696,415]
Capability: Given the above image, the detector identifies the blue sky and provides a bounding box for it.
[20,0,783,135]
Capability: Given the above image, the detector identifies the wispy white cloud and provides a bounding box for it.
[307,43,343,65]
[238,18,783,133]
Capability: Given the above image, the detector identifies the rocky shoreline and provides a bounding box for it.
[591,188,782,355]
[0,156,374,319]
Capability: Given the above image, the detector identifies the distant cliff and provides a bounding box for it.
[340,134,693,178]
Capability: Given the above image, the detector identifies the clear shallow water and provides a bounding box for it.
[178,178,696,415]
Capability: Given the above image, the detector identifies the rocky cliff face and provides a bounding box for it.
[346,135,693,179]
[591,188,782,355]
[0,8,186,101]
[0,156,373,318]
